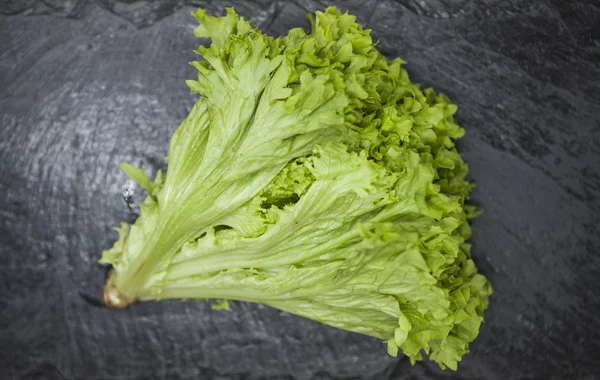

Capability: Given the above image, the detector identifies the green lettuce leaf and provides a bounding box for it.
[100,7,491,370]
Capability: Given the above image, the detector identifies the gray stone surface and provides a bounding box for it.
[1,0,599,379]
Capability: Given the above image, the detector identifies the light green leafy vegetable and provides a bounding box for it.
[100,7,491,370]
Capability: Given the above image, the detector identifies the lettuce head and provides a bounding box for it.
[100,7,492,370]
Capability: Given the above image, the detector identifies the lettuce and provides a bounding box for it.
[100,7,492,370]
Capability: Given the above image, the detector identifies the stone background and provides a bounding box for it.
[1,1,599,379]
